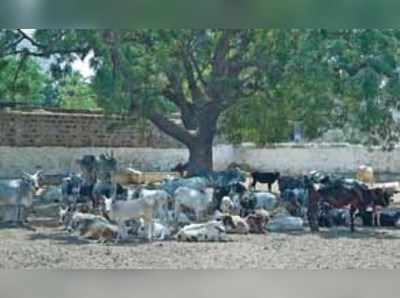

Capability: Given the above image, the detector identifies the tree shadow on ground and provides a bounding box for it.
[317,227,400,240]
[28,230,157,247]
[0,222,37,232]
[266,227,400,240]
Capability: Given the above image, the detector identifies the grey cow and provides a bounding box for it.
[0,172,40,224]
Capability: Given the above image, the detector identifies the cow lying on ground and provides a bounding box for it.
[221,214,250,234]
[175,221,228,242]
[68,211,119,242]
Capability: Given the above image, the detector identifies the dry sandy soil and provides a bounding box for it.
[1,202,400,269]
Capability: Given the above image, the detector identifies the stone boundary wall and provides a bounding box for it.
[0,109,182,148]
[0,144,399,179]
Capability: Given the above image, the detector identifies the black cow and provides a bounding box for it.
[251,171,280,192]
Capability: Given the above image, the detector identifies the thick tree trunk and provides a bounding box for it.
[186,139,213,176]
[186,110,218,176]
[149,104,219,177]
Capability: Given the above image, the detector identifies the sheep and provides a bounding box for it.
[103,195,158,242]
[356,165,375,186]
[174,187,214,222]
[175,221,228,242]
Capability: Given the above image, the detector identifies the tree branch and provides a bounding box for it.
[178,44,204,102]
[16,29,47,49]
[149,112,194,145]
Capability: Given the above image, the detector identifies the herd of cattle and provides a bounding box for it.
[1,153,400,243]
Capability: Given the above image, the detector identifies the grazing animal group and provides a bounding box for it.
[4,156,399,245]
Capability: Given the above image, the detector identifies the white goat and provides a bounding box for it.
[174,187,214,222]
[103,195,158,242]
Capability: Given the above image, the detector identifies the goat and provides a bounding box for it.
[251,171,280,192]
[174,187,214,222]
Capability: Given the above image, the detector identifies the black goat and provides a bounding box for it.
[251,171,280,192]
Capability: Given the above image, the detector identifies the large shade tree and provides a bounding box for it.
[2,29,400,173]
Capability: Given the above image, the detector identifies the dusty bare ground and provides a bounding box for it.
[1,203,400,269]
[1,182,400,270]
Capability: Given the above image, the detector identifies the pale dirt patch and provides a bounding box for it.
[0,212,400,269]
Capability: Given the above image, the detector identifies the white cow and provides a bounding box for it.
[174,187,214,222]
[137,189,171,223]
[71,214,119,242]
[0,172,41,223]
[175,221,228,242]
[266,215,304,232]
[137,218,172,240]
[103,195,158,242]
[221,214,250,234]
[253,192,278,211]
